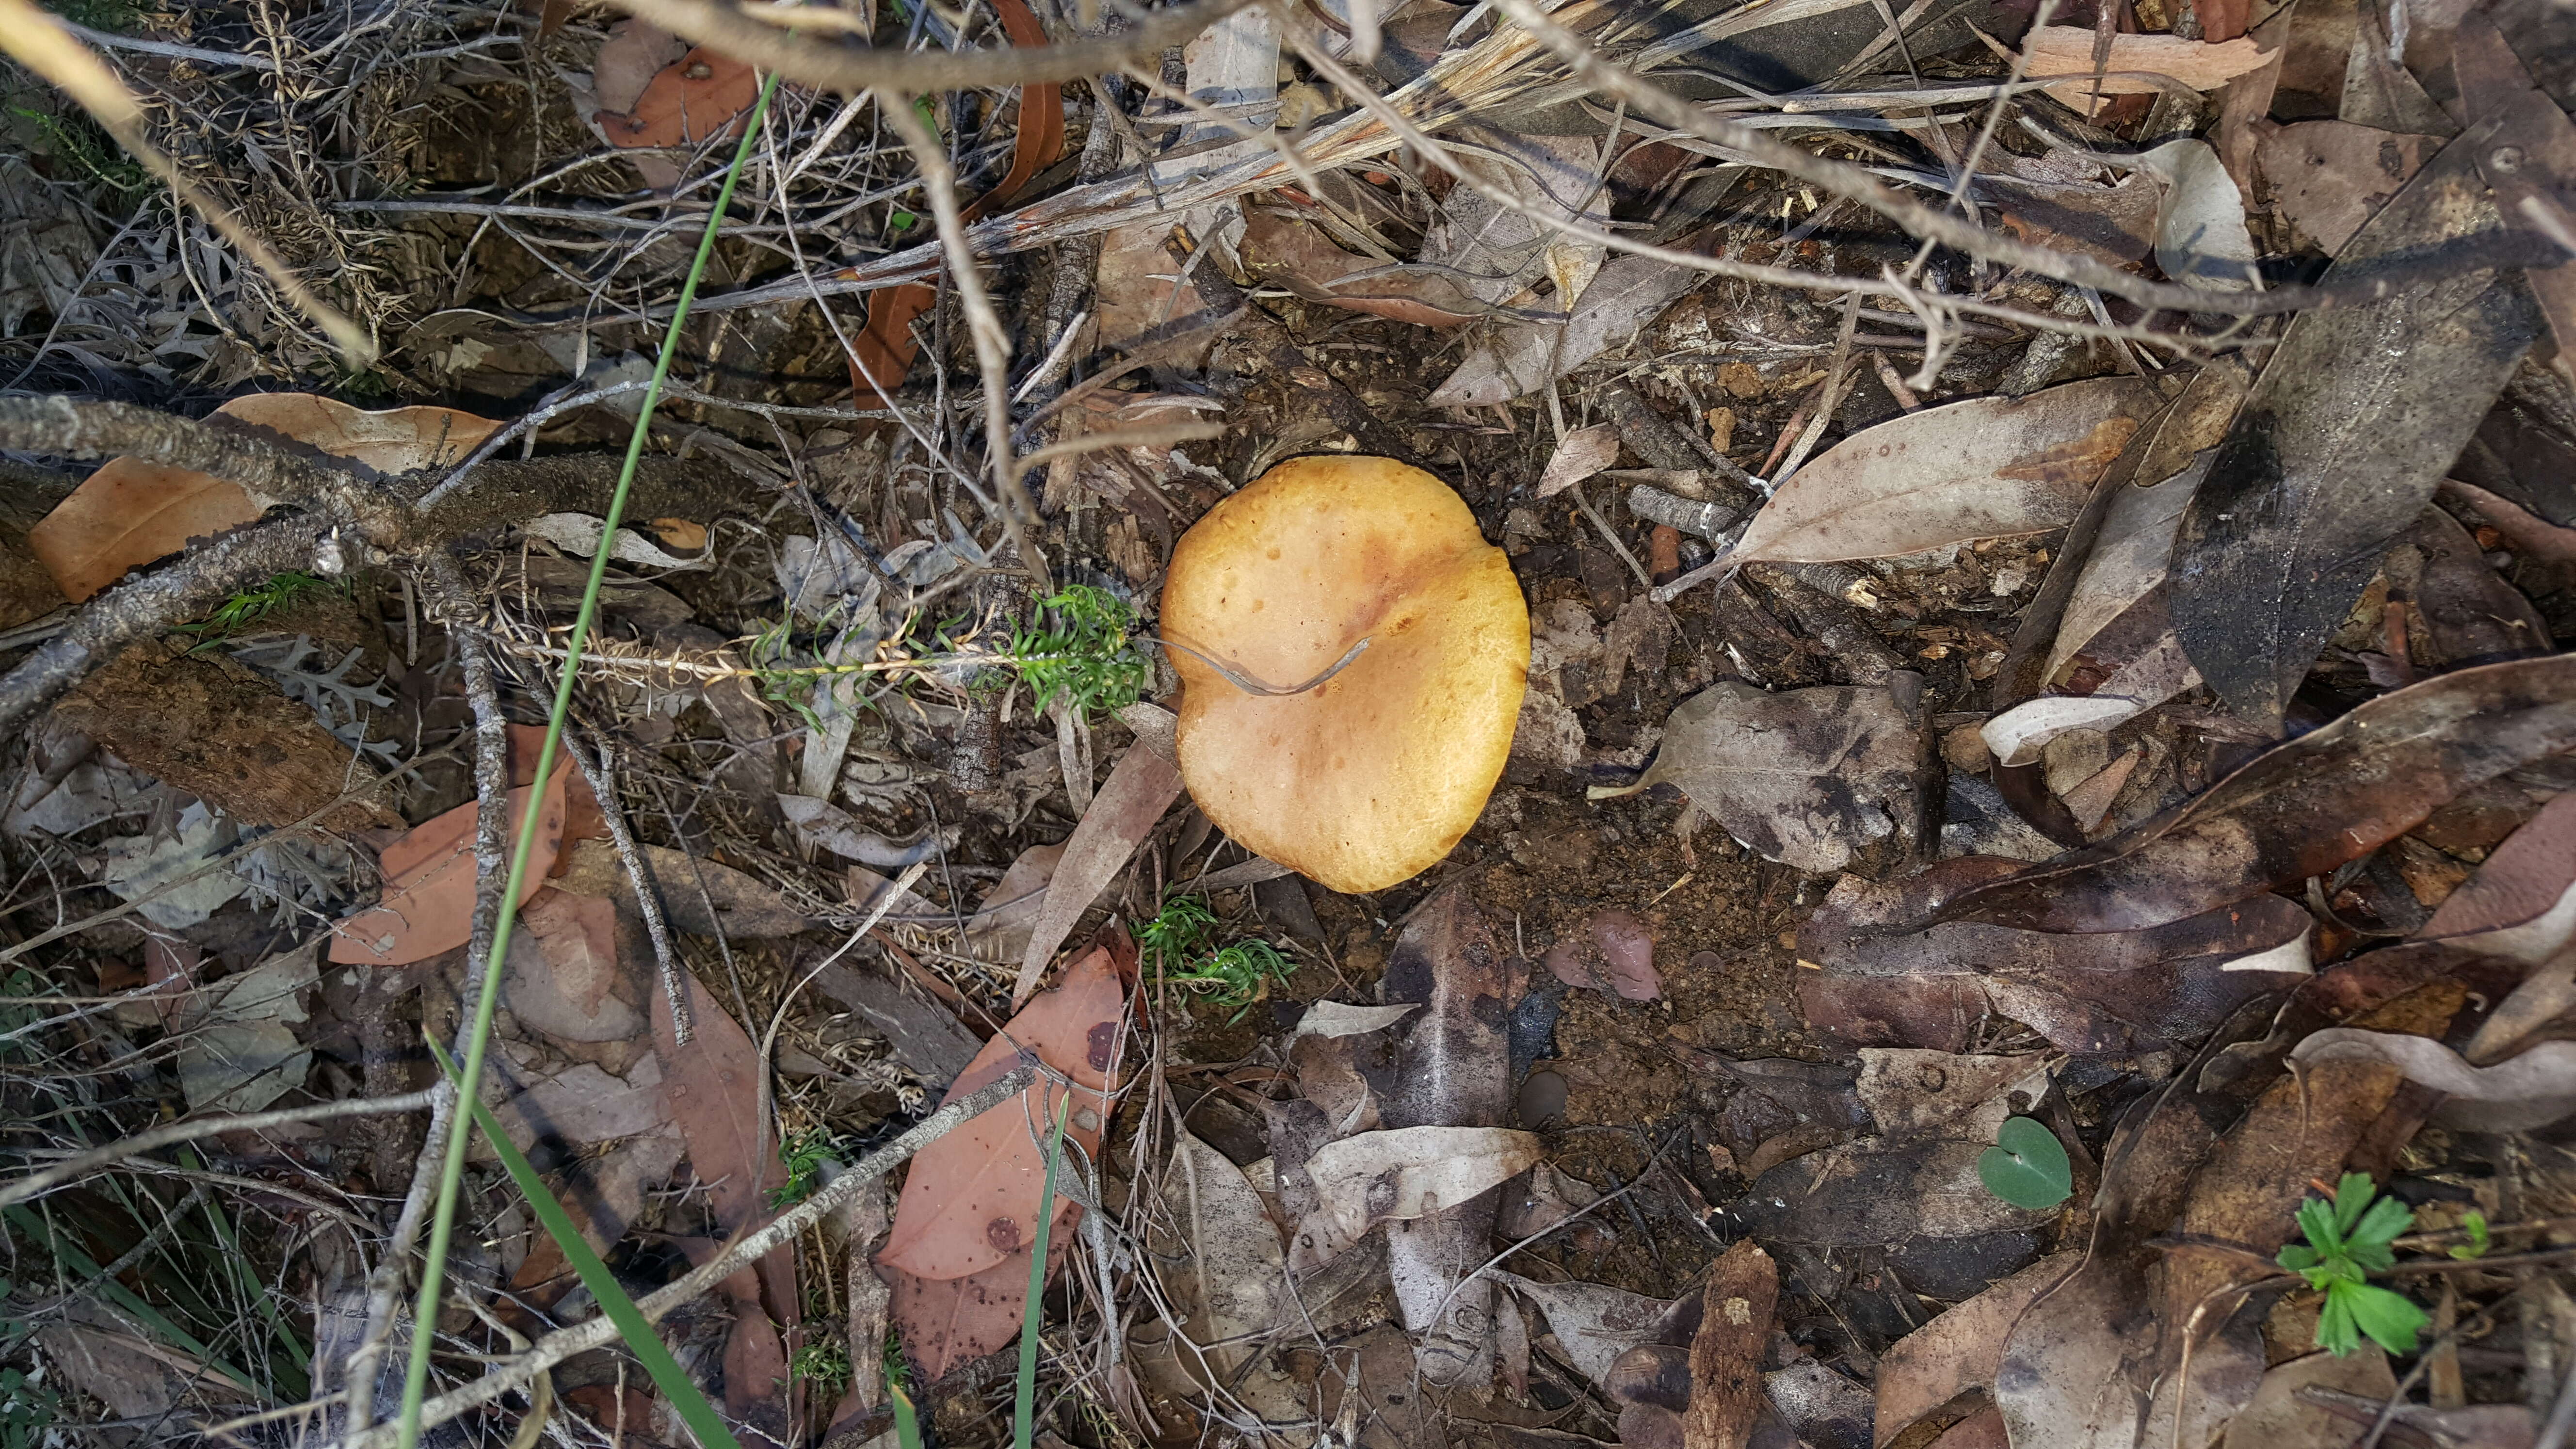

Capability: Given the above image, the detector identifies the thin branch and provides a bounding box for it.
[875,88,1052,591]
[336,1064,1038,1449]
[0,514,328,736]
[0,1090,440,1210]
[561,729,693,1045]
[0,397,402,535]
[606,0,1252,92]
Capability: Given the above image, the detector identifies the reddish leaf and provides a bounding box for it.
[879,945,1126,1282]
[328,766,567,966]
[595,46,758,148]
[886,1231,1072,1385]
[654,972,798,1427]
[30,394,500,602]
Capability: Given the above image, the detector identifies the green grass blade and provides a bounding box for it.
[394,69,784,1449]
[891,1383,924,1449]
[1,1205,266,1401]
[1013,1093,1071,1449]
[427,1038,741,1449]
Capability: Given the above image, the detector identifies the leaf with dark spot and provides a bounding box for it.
[2170,134,2544,725]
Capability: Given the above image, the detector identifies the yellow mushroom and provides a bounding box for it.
[1160,454,1529,893]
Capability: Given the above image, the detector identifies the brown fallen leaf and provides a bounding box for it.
[1011,742,1181,1005]
[1928,654,2576,934]
[887,1229,1071,1385]
[1612,679,1928,875]
[1543,908,1661,1002]
[2255,120,2441,255]
[30,394,500,602]
[1872,1254,2080,1448]
[1239,208,1481,328]
[1684,1240,1776,1449]
[879,944,1126,1282]
[595,46,757,148]
[1723,378,2158,566]
[2014,28,2277,115]
[2292,1028,2576,1133]
[1536,423,1624,499]
[1490,1271,1670,1388]
[2454,15,2576,377]
[328,765,567,966]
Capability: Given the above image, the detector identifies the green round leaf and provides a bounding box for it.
[1978,1116,2073,1210]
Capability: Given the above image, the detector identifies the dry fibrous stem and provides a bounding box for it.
[340,1064,1038,1449]
[560,729,694,1044]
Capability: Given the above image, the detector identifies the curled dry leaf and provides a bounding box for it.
[30,393,500,602]
[1928,654,2576,935]
[1798,857,2311,1054]
[1287,1125,1543,1271]
[2292,1028,2576,1133]
[328,765,568,966]
[1728,378,2158,565]
[1620,679,1927,875]
[879,944,1126,1282]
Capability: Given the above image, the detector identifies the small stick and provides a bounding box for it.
[561,729,693,1044]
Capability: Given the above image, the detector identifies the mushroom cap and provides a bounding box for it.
[1162,454,1528,893]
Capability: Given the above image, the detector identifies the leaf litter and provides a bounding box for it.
[9,6,2576,1448]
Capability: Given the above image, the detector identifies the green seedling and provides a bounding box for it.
[2277,1171,2427,1357]
[182,570,338,640]
[744,585,1151,727]
[0,1367,59,1449]
[2450,1209,2491,1261]
[1140,891,1294,1021]
[770,1125,838,1208]
[790,1340,852,1391]
[1977,1116,2073,1210]
[1009,585,1154,717]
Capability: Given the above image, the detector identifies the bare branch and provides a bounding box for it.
[0,1090,441,1211]
[605,0,1252,92]
[0,514,329,736]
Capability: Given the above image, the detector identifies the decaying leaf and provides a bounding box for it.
[1730,378,2156,565]
[880,944,1126,1281]
[1536,422,1623,499]
[1929,655,2576,934]
[2420,790,2576,968]
[2170,135,2543,724]
[1379,885,1520,1386]
[889,1230,1072,1385]
[1239,208,1480,327]
[1428,255,1700,406]
[1014,742,1181,1003]
[2255,121,2441,254]
[553,837,810,938]
[2134,139,2261,290]
[173,941,317,1112]
[1287,1124,1542,1271]
[1491,1271,1670,1389]
[329,766,568,966]
[1542,908,1660,1001]
[1873,1254,2079,1448]
[1619,679,1927,874]
[1134,1130,1310,1432]
[1854,1049,2052,1139]
[595,45,758,148]
[29,393,500,602]
[1799,857,2311,1054]
[2292,1028,2576,1132]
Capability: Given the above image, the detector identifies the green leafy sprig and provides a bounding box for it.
[2278,1172,2427,1357]
[1140,892,1294,1021]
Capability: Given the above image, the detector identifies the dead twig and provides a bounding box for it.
[606,0,1252,92]
[0,1090,441,1210]
[338,1063,1038,1449]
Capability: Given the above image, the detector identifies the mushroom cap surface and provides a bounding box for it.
[1162,454,1528,893]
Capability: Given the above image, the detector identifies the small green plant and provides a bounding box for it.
[1010,585,1153,718]
[183,571,338,640]
[790,1340,851,1391]
[1140,892,1294,1021]
[11,106,148,195]
[770,1126,838,1208]
[2278,1172,2427,1357]
[0,1367,58,1449]
[1977,1116,2073,1210]
[2449,1209,2491,1261]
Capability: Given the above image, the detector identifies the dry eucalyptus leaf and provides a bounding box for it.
[1624,680,1926,874]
